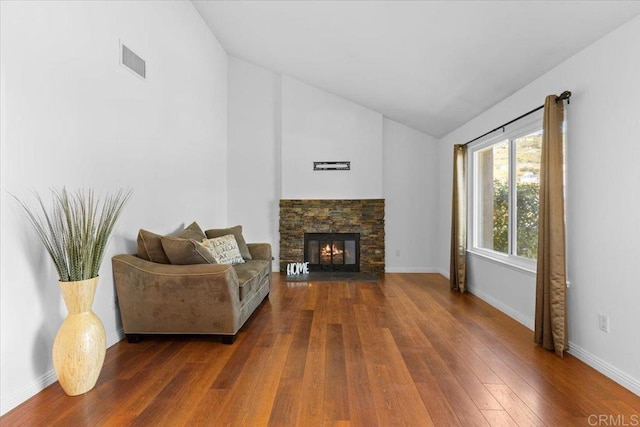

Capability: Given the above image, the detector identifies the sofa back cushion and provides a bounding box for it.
[178,221,207,241]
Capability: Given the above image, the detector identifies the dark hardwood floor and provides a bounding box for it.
[2,273,639,426]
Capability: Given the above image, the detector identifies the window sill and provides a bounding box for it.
[466,249,537,276]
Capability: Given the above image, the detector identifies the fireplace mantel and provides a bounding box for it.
[279,199,384,274]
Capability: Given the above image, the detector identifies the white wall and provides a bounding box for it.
[0,0,228,414]
[383,119,439,272]
[281,76,383,199]
[227,57,280,270]
[227,61,440,274]
[437,15,640,394]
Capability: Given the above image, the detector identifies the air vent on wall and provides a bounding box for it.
[120,43,146,79]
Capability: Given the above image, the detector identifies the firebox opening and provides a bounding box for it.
[304,233,360,272]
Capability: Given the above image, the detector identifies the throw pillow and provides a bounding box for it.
[136,222,205,264]
[202,235,245,265]
[205,225,252,260]
[161,237,217,265]
[177,221,206,241]
[137,229,171,264]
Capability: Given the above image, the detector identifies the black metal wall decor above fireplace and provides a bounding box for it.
[313,161,350,171]
[304,233,360,272]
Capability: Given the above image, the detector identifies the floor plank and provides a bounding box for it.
[2,273,639,426]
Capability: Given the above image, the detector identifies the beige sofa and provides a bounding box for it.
[112,224,271,344]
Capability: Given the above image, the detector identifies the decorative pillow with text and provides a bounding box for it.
[202,234,245,265]
[205,225,252,260]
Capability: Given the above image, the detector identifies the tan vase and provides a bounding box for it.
[52,277,106,396]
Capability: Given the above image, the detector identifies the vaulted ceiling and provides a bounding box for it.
[193,1,640,138]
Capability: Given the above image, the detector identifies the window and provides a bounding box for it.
[470,115,543,270]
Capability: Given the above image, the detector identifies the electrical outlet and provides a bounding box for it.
[395,250,401,257]
[598,314,609,333]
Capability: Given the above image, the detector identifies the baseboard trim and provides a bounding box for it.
[385,267,439,273]
[0,369,57,416]
[568,342,640,396]
[410,270,639,397]
[109,327,125,345]
[466,285,535,330]
[436,268,449,278]
[1,327,127,416]
[467,287,639,397]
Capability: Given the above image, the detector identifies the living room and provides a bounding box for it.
[1,0,639,423]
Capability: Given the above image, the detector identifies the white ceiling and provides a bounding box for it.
[193,1,640,138]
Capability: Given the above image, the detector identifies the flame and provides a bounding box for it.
[321,244,344,256]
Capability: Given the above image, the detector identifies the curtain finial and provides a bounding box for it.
[556,91,572,104]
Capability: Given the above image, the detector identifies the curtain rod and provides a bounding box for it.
[461,91,572,147]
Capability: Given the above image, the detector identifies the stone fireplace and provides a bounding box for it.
[279,199,384,274]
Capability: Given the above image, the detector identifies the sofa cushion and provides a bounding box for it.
[202,235,245,265]
[205,225,252,260]
[137,229,171,264]
[233,260,270,301]
[136,222,206,264]
[161,237,217,265]
[177,221,206,241]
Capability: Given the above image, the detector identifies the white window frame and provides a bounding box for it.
[467,110,544,273]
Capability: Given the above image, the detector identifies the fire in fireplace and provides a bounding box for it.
[304,233,360,272]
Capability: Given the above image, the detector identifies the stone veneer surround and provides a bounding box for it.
[279,199,385,274]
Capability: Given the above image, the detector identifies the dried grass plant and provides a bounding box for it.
[13,188,132,282]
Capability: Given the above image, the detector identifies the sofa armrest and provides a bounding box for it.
[247,243,272,262]
[111,254,241,334]
[112,254,232,276]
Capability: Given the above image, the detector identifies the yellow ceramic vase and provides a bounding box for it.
[52,277,106,396]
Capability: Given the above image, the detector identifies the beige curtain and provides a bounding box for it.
[450,144,467,292]
[534,94,567,356]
